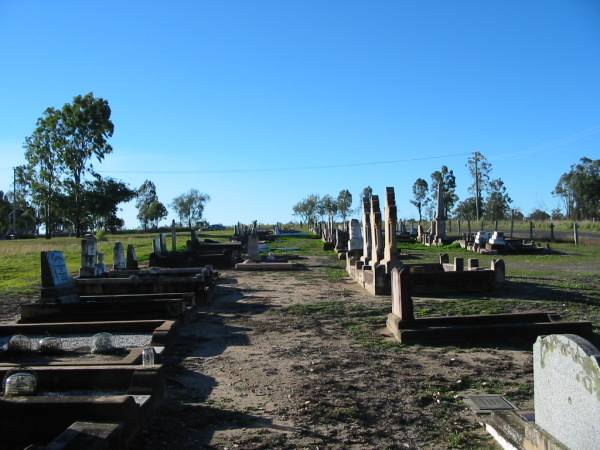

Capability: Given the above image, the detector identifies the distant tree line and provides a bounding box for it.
[408,153,598,224]
[293,189,353,226]
[0,93,211,238]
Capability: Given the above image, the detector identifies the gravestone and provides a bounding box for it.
[126,245,139,270]
[247,231,260,262]
[96,252,106,275]
[369,195,384,266]
[534,334,600,450]
[360,197,372,265]
[112,242,126,270]
[348,219,363,251]
[159,233,167,254]
[434,181,446,242]
[79,234,97,277]
[41,251,79,303]
[382,187,398,272]
[439,253,449,264]
[334,229,348,252]
[152,237,162,256]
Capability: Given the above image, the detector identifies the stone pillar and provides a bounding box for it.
[370,195,384,266]
[382,187,398,272]
[79,234,97,277]
[360,197,372,265]
[453,257,464,272]
[434,181,446,242]
[126,245,139,270]
[348,219,363,252]
[391,267,414,321]
[112,241,126,270]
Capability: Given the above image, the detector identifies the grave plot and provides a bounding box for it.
[345,187,503,295]
[75,236,218,304]
[459,230,546,255]
[0,364,163,449]
[235,226,299,271]
[0,319,177,367]
[149,226,242,268]
[20,252,195,323]
[470,333,600,450]
[386,266,593,345]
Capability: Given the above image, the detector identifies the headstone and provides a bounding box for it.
[453,257,464,272]
[247,231,260,262]
[534,334,600,450]
[191,228,198,243]
[96,252,106,275]
[348,219,363,251]
[112,241,126,270]
[171,220,177,252]
[159,233,167,254]
[382,187,398,271]
[126,245,138,270]
[41,251,79,303]
[360,197,372,265]
[468,258,479,270]
[370,195,384,265]
[434,181,446,241]
[491,259,505,284]
[152,237,161,256]
[79,234,97,277]
[334,229,348,252]
[438,253,449,264]
[391,267,413,321]
[417,224,424,240]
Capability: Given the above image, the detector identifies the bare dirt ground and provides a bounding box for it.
[131,256,534,449]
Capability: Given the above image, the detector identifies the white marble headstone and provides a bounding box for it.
[534,334,600,450]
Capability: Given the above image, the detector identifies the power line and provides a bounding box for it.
[95,151,474,175]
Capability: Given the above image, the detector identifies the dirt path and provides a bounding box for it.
[133,256,534,449]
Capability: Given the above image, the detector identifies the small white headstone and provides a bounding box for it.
[534,334,600,450]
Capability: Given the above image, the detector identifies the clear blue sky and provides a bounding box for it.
[1,1,599,227]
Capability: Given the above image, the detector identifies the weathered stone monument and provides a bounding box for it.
[247,230,260,262]
[483,334,600,450]
[126,244,139,270]
[112,241,126,270]
[369,195,384,267]
[360,197,372,267]
[433,181,446,243]
[41,251,79,303]
[534,334,600,450]
[79,234,97,277]
[347,219,363,260]
[381,187,399,273]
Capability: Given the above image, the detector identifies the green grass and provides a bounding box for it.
[0,229,233,296]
